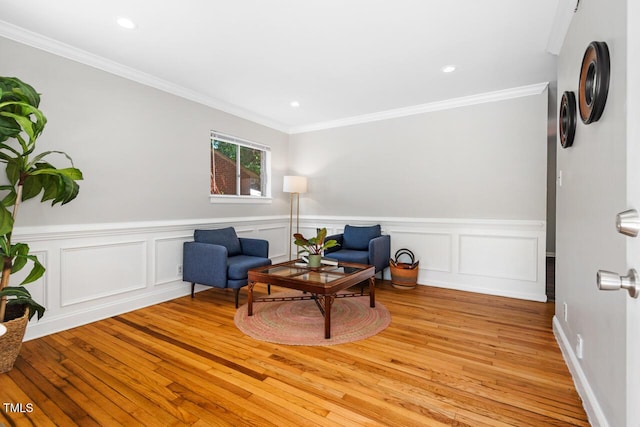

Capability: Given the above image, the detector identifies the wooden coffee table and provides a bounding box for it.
[247,260,375,339]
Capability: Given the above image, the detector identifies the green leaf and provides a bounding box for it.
[31,167,84,181]
[28,150,76,169]
[3,294,46,321]
[0,115,20,143]
[1,188,17,207]
[11,253,27,273]
[0,142,21,157]
[0,111,34,142]
[317,227,327,242]
[5,156,22,186]
[10,242,29,257]
[39,174,57,203]
[60,179,80,205]
[9,242,30,274]
[52,175,80,205]
[0,77,40,107]
[19,254,45,286]
[21,174,43,202]
[0,203,13,236]
[0,236,10,256]
[0,286,32,299]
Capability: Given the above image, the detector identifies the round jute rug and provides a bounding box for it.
[234,290,391,346]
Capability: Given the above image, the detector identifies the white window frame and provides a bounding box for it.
[210,130,272,204]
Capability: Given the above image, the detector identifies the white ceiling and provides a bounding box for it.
[0,0,561,133]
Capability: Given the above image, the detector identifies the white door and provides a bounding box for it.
[627,2,640,424]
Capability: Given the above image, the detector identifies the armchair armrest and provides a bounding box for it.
[239,238,269,258]
[369,235,391,273]
[183,241,228,286]
[324,233,343,255]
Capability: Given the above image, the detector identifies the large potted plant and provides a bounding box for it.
[0,76,83,373]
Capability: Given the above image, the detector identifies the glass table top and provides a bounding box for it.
[254,262,368,284]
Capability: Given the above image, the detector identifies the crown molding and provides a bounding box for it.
[0,20,290,133]
[289,82,549,134]
[1,20,549,137]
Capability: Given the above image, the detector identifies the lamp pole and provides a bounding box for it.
[283,176,308,260]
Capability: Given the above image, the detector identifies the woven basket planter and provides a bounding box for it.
[390,249,419,290]
[0,306,29,373]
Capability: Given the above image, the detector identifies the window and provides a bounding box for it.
[210,131,271,202]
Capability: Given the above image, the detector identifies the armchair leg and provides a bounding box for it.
[234,288,240,308]
[191,283,195,298]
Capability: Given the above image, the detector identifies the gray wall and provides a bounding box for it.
[0,37,290,227]
[555,0,627,424]
[290,92,548,222]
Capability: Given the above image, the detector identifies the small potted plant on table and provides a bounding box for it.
[293,227,339,268]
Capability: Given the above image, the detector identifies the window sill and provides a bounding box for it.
[209,195,272,204]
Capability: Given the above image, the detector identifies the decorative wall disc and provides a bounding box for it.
[559,91,577,148]
[578,41,610,124]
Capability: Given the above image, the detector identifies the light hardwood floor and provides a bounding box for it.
[0,281,587,426]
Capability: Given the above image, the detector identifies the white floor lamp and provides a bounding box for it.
[283,176,307,260]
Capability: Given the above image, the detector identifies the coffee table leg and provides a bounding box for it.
[369,277,376,308]
[324,295,332,339]
[248,281,255,316]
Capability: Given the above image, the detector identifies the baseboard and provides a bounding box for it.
[424,278,547,302]
[553,316,608,427]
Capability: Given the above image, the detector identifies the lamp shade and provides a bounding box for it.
[283,176,307,193]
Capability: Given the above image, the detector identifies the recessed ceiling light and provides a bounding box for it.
[290,101,300,108]
[116,17,137,30]
[441,65,456,73]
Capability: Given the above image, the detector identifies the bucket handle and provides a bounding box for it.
[394,248,415,264]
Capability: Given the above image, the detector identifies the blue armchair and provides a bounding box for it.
[183,227,272,307]
[325,224,390,280]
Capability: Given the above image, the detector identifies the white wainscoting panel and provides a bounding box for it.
[154,235,191,285]
[60,240,148,306]
[392,230,452,272]
[12,215,545,340]
[14,216,289,340]
[300,216,547,302]
[458,234,538,281]
[255,224,289,260]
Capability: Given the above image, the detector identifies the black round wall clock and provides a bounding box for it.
[578,41,610,124]
[559,91,577,148]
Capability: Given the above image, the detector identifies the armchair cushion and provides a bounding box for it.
[227,255,272,281]
[327,249,370,266]
[343,225,381,251]
[194,227,242,257]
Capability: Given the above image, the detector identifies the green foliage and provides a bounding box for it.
[0,76,83,322]
[293,227,339,255]
[213,139,262,176]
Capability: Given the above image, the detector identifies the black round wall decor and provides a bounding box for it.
[559,91,577,148]
[578,41,610,124]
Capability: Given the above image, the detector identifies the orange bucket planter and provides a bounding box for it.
[389,249,419,290]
